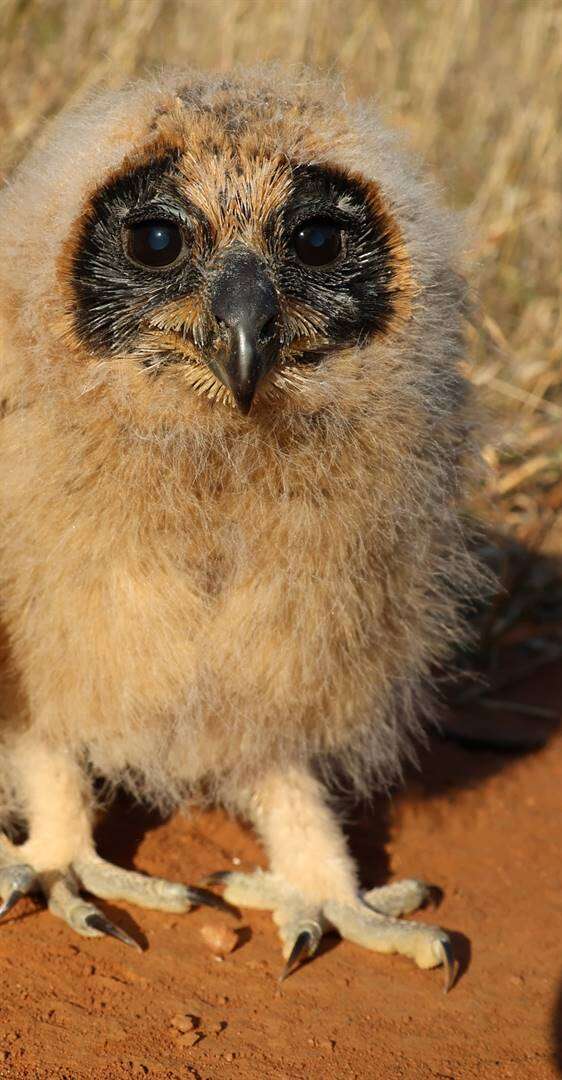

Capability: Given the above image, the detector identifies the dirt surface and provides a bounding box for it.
[0,664,560,1080]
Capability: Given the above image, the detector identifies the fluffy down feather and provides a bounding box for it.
[0,67,483,982]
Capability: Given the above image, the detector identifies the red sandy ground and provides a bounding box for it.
[0,662,560,1080]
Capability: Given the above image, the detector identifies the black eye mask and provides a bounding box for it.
[271,163,404,349]
[71,155,405,362]
[71,153,204,354]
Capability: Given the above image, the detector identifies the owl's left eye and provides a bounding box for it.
[124,219,184,269]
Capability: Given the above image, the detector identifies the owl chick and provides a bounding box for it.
[0,68,480,990]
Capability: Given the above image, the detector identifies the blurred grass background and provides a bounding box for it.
[0,0,561,708]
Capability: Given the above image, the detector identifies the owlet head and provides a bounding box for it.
[64,73,415,418]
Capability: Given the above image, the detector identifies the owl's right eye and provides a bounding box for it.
[124,219,184,269]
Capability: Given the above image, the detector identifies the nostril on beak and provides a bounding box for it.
[213,309,278,345]
[259,314,278,344]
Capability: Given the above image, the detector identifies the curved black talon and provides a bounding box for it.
[279,930,313,983]
[0,865,36,921]
[187,885,239,916]
[425,885,444,911]
[0,888,26,920]
[439,937,457,994]
[84,911,142,951]
[198,871,231,886]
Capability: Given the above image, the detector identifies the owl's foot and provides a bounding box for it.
[205,869,455,992]
[0,851,231,946]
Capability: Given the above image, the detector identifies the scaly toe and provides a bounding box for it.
[72,855,230,914]
[362,878,432,917]
[324,897,454,988]
[207,868,294,910]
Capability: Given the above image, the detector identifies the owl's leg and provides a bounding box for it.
[208,766,455,991]
[0,734,227,942]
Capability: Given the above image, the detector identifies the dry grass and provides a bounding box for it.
[1,0,561,699]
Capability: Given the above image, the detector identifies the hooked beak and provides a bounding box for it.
[208,251,281,415]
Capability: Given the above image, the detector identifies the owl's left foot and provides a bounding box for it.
[205,869,455,992]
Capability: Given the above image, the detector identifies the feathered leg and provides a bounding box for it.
[0,733,226,942]
[208,766,455,990]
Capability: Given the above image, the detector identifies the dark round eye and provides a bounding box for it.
[124,219,184,268]
[293,218,342,267]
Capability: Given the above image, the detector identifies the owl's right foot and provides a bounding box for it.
[0,849,231,947]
